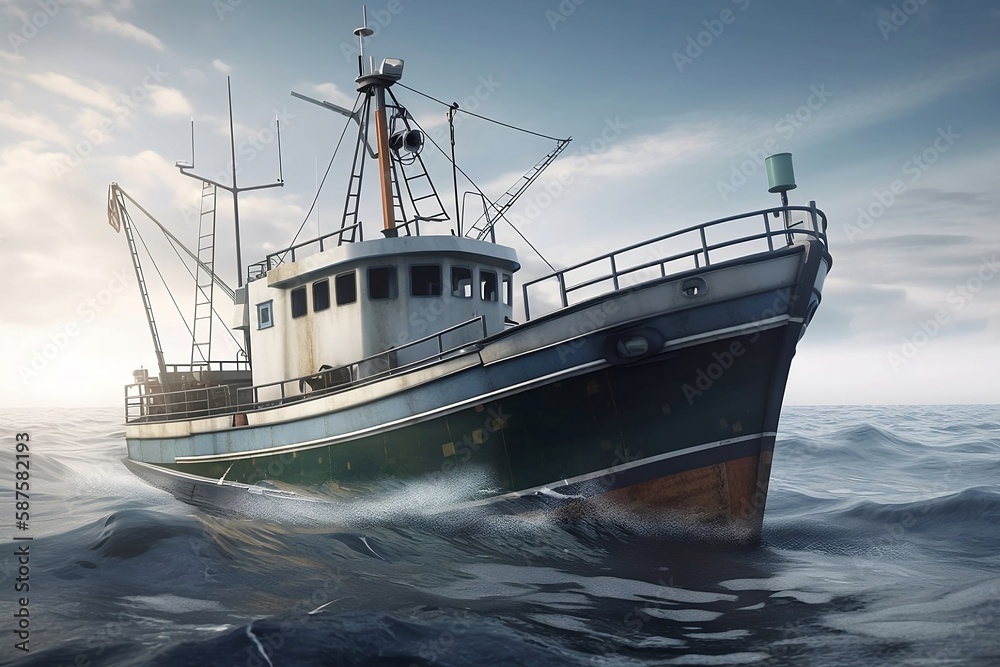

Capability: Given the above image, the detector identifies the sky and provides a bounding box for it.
[1,0,998,408]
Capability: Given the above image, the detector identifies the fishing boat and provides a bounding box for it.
[110,16,831,541]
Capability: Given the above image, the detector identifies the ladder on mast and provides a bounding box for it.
[395,151,449,234]
[466,138,571,241]
[339,95,372,245]
[190,182,218,367]
[107,183,168,381]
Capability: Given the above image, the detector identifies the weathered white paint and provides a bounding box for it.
[247,235,519,399]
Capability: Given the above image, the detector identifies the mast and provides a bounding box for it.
[177,79,285,363]
[354,6,404,238]
[373,86,396,237]
[176,78,285,288]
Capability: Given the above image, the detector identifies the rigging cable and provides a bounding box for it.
[161,232,246,355]
[406,114,557,273]
[132,222,197,344]
[280,91,365,258]
[396,82,568,143]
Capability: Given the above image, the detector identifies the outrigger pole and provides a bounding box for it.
[176,77,285,288]
[108,183,168,382]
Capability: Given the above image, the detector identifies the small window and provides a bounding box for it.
[480,270,498,302]
[451,266,473,298]
[502,274,512,305]
[313,279,330,312]
[290,287,307,318]
[368,266,397,300]
[256,301,273,329]
[335,271,357,305]
[411,264,442,297]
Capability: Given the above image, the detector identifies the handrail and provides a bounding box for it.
[128,203,830,422]
[263,223,364,272]
[125,316,488,423]
[163,360,251,373]
[521,203,828,320]
[125,383,233,423]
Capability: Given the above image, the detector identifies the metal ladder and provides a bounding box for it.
[190,182,217,367]
[338,95,372,245]
[396,152,449,235]
[466,138,571,241]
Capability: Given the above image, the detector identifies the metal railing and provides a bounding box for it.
[521,203,828,320]
[163,360,250,373]
[125,383,234,423]
[248,224,365,282]
[125,316,489,424]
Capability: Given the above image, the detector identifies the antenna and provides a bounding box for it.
[175,117,195,169]
[354,5,373,77]
[177,76,285,289]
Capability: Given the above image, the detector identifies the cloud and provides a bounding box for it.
[26,71,119,111]
[0,0,27,19]
[83,14,165,51]
[810,52,1000,135]
[148,86,193,116]
[0,101,68,143]
[702,52,1000,164]
[212,59,232,75]
[310,82,356,108]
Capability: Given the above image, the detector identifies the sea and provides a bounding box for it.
[1,404,998,666]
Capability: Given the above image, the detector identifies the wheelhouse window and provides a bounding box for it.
[451,266,472,298]
[502,274,512,305]
[411,264,442,297]
[335,271,357,305]
[368,266,397,300]
[290,287,307,318]
[480,270,498,302]
[313,279,330,312]
[256,301,274,329]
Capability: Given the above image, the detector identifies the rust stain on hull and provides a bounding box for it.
[552,454,773,541]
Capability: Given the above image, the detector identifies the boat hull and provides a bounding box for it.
[123,242,829,541]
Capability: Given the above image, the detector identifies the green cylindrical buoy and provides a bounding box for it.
[765,153,796,193]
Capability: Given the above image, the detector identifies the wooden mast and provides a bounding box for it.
[355,6,398,238]
[373,86,396,237]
